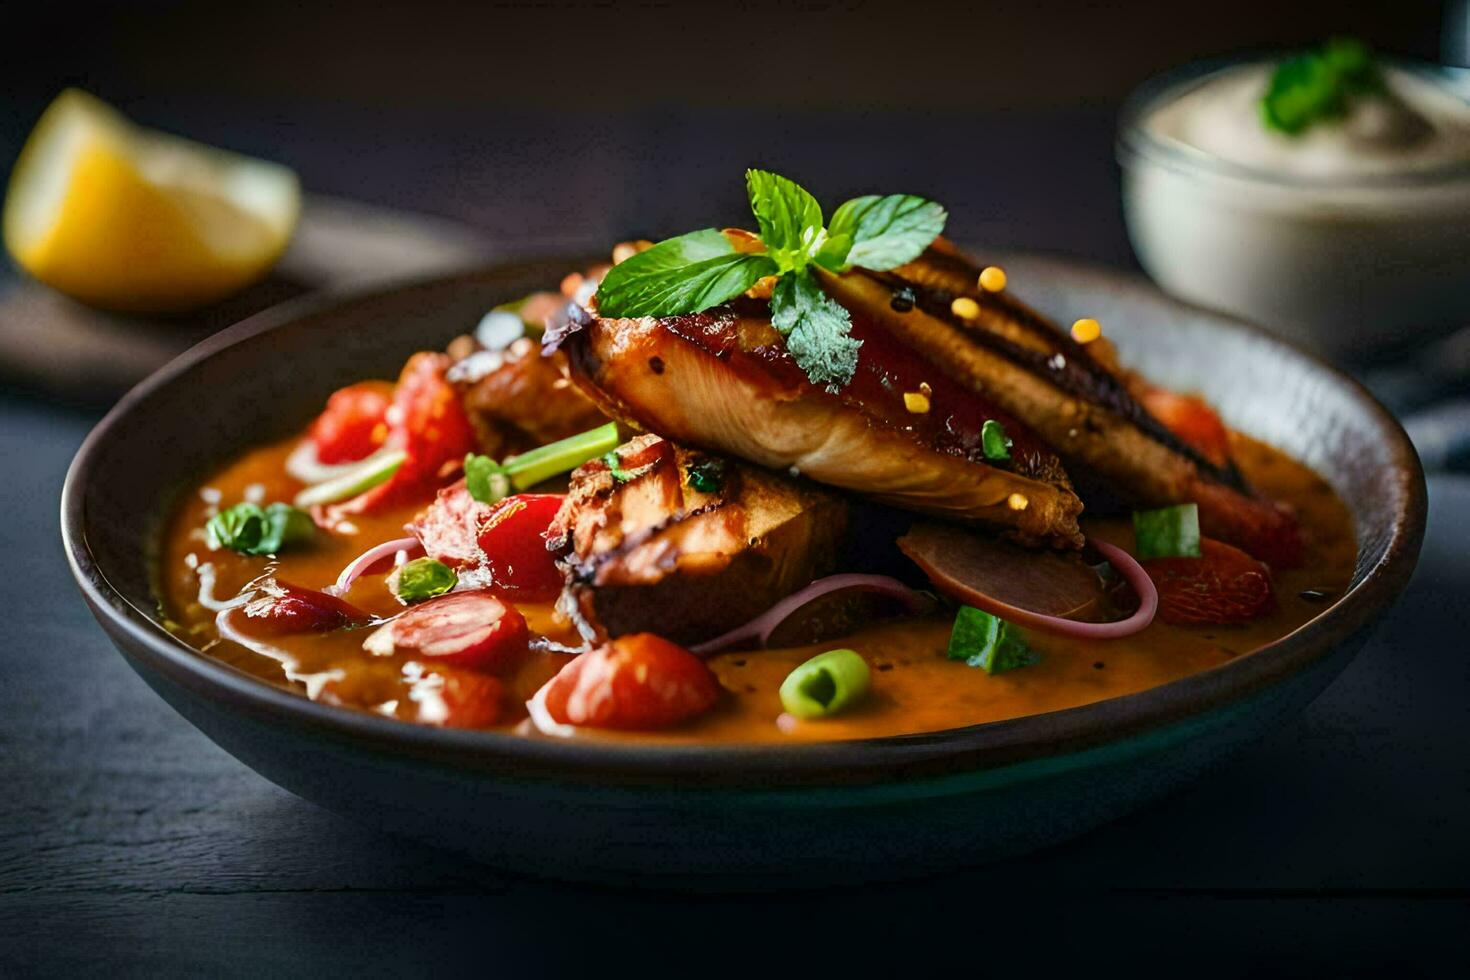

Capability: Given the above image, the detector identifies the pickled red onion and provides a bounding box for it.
[326,536,423,596]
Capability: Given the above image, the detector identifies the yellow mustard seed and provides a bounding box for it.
[950,296,980,320]
[978,266,1007,292]
[903,391,931,414]
[1071,317,1102,344]
[1006,493,1029,511]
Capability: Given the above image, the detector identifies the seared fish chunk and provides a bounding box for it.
[547,434,849,645]
[447,335,606,458]
[823,246,1303,566]
[559,296,1084,550]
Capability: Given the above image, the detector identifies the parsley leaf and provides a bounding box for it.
[745,169,823,259]
[685,457,727,494]
[206,502,313,556]
[595,229,778,318]
[826,194,948,271]
[770,270,863,387]
[946,606,1039,674]
[1261,37,1383,135]
[602,450,634,483]
[394,557,458,604]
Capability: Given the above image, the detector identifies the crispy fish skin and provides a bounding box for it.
[831,249,1303,566]
[547,434,849,645]
[563,302,1084,549]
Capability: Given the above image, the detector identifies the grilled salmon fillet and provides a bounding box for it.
[547,434,849,645]
[556,297,1084,550]
[818,246,1304,566]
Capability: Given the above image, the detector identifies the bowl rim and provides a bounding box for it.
[1116,54,1470,191]
[60,252,1427,789]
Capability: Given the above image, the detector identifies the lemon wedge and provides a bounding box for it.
[3,89,300,313]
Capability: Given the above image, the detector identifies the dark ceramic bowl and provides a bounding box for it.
[62,253,1425,886]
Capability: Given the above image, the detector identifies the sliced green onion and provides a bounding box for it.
[293,448,406,509]
[981,419,1012,461]
[206,501,314,556]
[466,422,620,503]
[1132,503,1202,560]
[946,606,1039,674]
[779,648,871,720]
[394,557,457,603]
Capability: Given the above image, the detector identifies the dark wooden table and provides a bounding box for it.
[2,107,1466,975]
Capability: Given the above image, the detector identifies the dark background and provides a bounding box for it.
[0,1,1455,258]
[3,2,1468,976]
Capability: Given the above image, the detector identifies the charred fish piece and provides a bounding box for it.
[547,434,850,645]
[556,296,1084,550]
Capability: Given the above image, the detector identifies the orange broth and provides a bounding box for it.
[158,429,1355,742]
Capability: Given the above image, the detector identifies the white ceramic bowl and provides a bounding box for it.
[1119,60,1470,361]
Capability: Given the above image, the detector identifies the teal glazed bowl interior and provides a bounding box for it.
[61,253,1426,886]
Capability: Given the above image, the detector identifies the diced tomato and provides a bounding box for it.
[410,483,564,600]
[415,666,504,728]
[310,382,392,464]
[392,351,478,486]
[317,353,479,517]
[362,590,529,674]
[1189,477,1306,570]
[541,633,721,730]
[1143,537,1278,627]
[1140,386,1232,469]
[236,579,372,635]
[475,494,565,600]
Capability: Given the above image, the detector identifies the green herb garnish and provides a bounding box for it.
[981,419,1013,461]
[394,557,457,603]
[685,457,728,495]
[1261,37,1384,135]
[602,450,634,484]
[946,606,1039,674]
[206,502,314,556]
[595,169,947,387]
[1132,503,1202,560]
[779,648,872,719]
[465,422,620,504]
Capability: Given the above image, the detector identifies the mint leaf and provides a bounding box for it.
[596,230,778,317]
[745,169,823,262]
[770,270,862,387]
[827,193,947,271]
[811,231,854,273]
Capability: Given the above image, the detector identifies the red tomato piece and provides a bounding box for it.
[391,351,478,487]
[1140,386,1232,469]
[415,666,504,728]
[476,494,565,600]
[541,633,721,730]
[310,382,392,464]
[236,579,372,635]
[362,590,529,674]
[1144,538,1278,627]
[409,484,564,600]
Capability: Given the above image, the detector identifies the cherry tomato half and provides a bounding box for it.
[541,633,721,730]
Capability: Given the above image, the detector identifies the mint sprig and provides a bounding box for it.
[594,169,947,387]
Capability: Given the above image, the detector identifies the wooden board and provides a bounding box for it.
[0,195,496,404]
